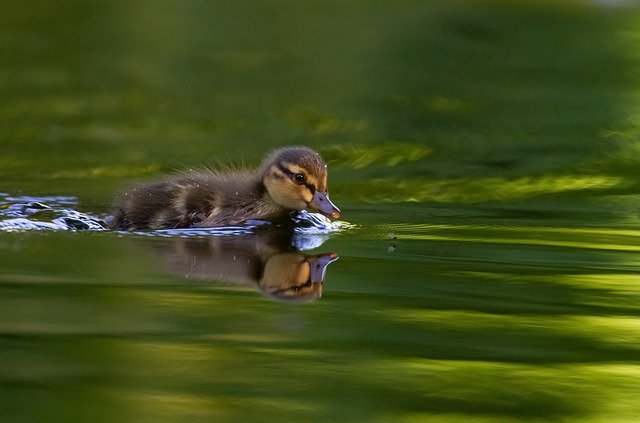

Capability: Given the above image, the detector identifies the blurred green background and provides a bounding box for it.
[1,1,640,422]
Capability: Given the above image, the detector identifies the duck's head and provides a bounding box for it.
[262,146,341,219]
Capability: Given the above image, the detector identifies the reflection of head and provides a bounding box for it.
[259,252,338,303]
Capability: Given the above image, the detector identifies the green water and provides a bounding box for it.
[2,1,640,421]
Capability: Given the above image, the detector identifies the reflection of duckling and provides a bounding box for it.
[110,146,340,230]
[158,232,338,302]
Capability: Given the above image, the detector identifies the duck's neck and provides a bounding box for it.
[224,177,289,223]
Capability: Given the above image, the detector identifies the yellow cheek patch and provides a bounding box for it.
[301,187,313,203]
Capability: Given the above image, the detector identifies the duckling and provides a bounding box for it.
[109,146,340,230]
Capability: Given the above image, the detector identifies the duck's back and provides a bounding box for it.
[109,171,265,230]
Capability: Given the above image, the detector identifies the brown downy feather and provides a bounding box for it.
[110,171,285,230]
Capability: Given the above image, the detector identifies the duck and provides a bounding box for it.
[109,146,340,230]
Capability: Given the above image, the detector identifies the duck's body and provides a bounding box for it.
[109,146,340,230]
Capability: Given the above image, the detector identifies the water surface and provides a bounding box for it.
[1,1,640,422]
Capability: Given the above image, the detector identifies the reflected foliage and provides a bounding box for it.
[322,142,432,169]
[2,0,640,422]
[351,174,629,204]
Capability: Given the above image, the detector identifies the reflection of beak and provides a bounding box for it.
[307,253,339,283]
[308,191,341,220]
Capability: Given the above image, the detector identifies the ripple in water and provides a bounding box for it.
[0,194,348,248]
[0,195,107,231]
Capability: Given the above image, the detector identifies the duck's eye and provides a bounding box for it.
[294,173,306,184]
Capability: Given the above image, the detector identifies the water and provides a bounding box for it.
[2,1,640,422]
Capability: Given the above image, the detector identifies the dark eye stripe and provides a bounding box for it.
[277,163,315,192]
[277,163,294,176]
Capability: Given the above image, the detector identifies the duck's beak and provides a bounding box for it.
[307,253,339,283]
[309,191,341,220]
